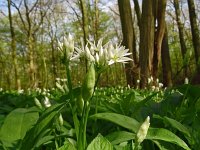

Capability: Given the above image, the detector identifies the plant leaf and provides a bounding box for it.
[163,116,191,138]
[106,131,135,145]
[147,128,191,150]
[90,113,140,133]
[87,134,113,150]
[20,102,66,150]
[0,107,39,148]
[58,139,76,150]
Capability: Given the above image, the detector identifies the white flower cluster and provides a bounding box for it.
[58,34,133,68]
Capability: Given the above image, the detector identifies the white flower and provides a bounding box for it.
[136,116,150,144]
[159,83,163,88]
[58,33,74,60]
[85,44,95,62]
[137,79,140,84]
[44,96,51,107]
[107,43,132,65]
[184,77,189,84]
[18,89,24,94]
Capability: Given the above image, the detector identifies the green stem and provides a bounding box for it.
[65,61,73,94]
[134,142,140,150]
[77,73,101,150]
[65,61,80,142]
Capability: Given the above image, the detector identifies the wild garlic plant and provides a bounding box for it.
[57,33,132,150]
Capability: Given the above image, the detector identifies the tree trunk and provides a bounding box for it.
[51,40,57,86]
[187,0,200,80]
[118,0,138,87]
[28,34,36,88]
[94,0,99,42]
[7,0,21,90]
[79,0,89,45]
[133,0,141,28]
[139,0,154,88]
[152,0,167,81]
[161,27,173,87]
[174,0,189,77]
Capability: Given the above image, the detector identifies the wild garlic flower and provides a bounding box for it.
[184,77,189,84]
[136,116,150,144]
[44,96,51,108]
[59,36,133,67]
[107,43,132,65]
[58,33,74,61]
[158,83,163,88]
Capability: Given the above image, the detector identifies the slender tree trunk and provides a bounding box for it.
[51,40,57,86]
[118,0,138,87]
[94,0,99,42]
[79,0,89,72]
[174,0,189,77]
[187,0,200,75]
[28,35,36,87]
[139,0,154,88]
[161,27,173,87]
[133,0,141,28]
[152,0,167,80]
[7,0,21,90]
[79,0,89,45]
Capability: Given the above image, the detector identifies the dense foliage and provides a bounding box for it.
[0,84,199,150]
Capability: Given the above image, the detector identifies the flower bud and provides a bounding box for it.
[82,63,95,101]
[59,114,64,126]
[184,77,189,84]
[44,96,51,108]
[58,33,74,61]
[34,98,43,109]
[136,116,150,144]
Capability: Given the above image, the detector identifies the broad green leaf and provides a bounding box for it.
[35,135,54,148]
[91,113,191,150]
[57,139,76,150]
[147,128,191,150]
[106,131,135,145]
[87,134,113,150]
[20,102,66,150]
[90,113,140,133]
[163,116,191,138]
[0,107,39,147]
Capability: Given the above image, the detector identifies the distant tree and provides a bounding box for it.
[11,0,51,88]
[187,0,200,83]
[133,0,141,28]
[7,0,21,90]
[174,0,189,77]
[139,0,154,88]
[152,0,167,81]
[118,0,138,87]
[161,26,173,87]
[79,0,89,45]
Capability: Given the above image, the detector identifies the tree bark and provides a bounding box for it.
[152,0,167,80]
[79,0,89,45]
[187,0,200,75]
[118,0,138,87]
[139,0,154,88]
[133,0,141,28]
[174,0,189,77]
[161,27,173,87]
[7,0,21,90]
